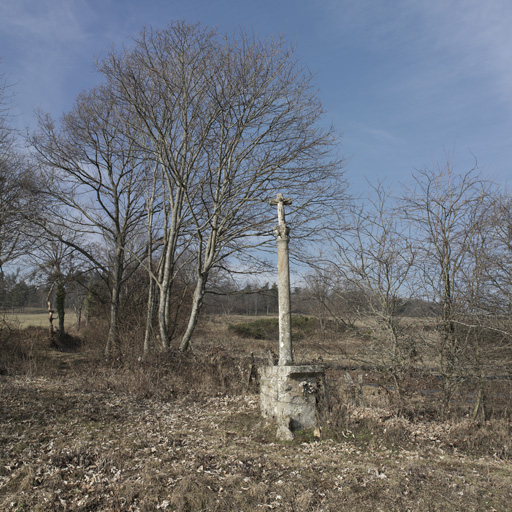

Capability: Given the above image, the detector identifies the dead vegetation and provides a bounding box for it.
[1,320,512,511]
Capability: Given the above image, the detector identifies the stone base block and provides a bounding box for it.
[259,365,325,431]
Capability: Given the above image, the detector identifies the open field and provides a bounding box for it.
[1,319,512,510]
[1,363,512,511]
[1,309,74,329]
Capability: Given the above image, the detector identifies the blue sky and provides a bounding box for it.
[1,0,511,194]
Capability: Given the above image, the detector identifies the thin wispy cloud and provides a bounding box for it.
[316,0,512,188]
[322,0,512,110]
[0,0,509,191]
[0,0,91,46]
[394,1,512,110]
[358,124,405,145]
[0,0,124,122]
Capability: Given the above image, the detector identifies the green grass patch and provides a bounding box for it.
[228,315,319,341]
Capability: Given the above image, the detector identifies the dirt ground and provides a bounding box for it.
[2,365,512,512]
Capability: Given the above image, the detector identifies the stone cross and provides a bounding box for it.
[269,193,293,366]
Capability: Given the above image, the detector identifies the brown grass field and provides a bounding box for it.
[1,309,74,329]
[1,315,512,511]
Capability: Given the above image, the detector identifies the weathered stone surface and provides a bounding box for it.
[259,365,325,431]
[276,424,294,441]
[269,193,294,366]
[261,194,326,432]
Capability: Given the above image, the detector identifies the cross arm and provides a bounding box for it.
[269,193,292,206]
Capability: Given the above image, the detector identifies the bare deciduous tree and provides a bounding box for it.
[332,183,417,411]
[463,192,512,419]
[302,268,357,331]
[97,21,346,352]
[30,230,80,343]
[402,159,493,414]
[0,67,38,270]
[30,85,147,357]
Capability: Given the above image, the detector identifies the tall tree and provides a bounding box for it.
[466,192,512,419]
[30,85,147,357]
[402,159,493,413]
[98,22,211,348]
[0,67,38,270]
[332,183,417,411]
[98,22,345,351]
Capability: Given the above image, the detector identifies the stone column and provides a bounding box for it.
[270,193,293,366]
[260,194,325,438]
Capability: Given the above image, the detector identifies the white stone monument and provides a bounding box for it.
[259,194,325,439]
[269,193,293,366]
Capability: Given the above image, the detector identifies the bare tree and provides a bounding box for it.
[0,63,15,154]
[30,85,147,357]
[302,268,357,331]
[0,67,38,270]
[402,158,493,414]
[98,23,213,349]
[332,183,417,411]
[30,230,81,343]
[486,194,512,311]
[463,192,512,419]
[97,21,346,352]
[0,152,36,270]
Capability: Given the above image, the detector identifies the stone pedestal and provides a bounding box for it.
[259,364,325,431]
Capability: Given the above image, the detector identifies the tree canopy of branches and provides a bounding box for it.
[304,156,512,417]
[0,66,39,271]
[30,21,346,355]
[402,160,495,412]
[31,86,148,356]
[331,183,417,409]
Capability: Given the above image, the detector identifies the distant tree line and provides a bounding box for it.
[203,282,279,316]
[0,272,40,313]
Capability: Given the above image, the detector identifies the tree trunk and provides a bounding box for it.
[105,247,124,358]
[56,281,66,339]
[156,227,179,349]
[179,273,207,352]
[46,283,55,342]
[105,286,120,358]
[74,304,82,331]
[84,277,93,329]
[157,283,169,349]
[143,275,156,357]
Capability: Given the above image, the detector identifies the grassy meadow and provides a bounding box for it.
[1,308,73,329]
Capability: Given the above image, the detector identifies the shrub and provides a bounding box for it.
[228,315,319,341]
[0,324,47,376]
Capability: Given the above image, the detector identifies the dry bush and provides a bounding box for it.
[318,369,512,459]
[484,378,512,418]
[79,316,109,355]
[65,342,257,402]
[50,331,83,352]
[138,346,255,398]
[0,324,29,375]
[317,377,353,435]
[0,311,257,403]
[0,323,49,376]
[448,419,512,459]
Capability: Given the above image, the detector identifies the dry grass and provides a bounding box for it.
[1,370,512,511]
[1,308,75,329]
[1,318,512,510]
